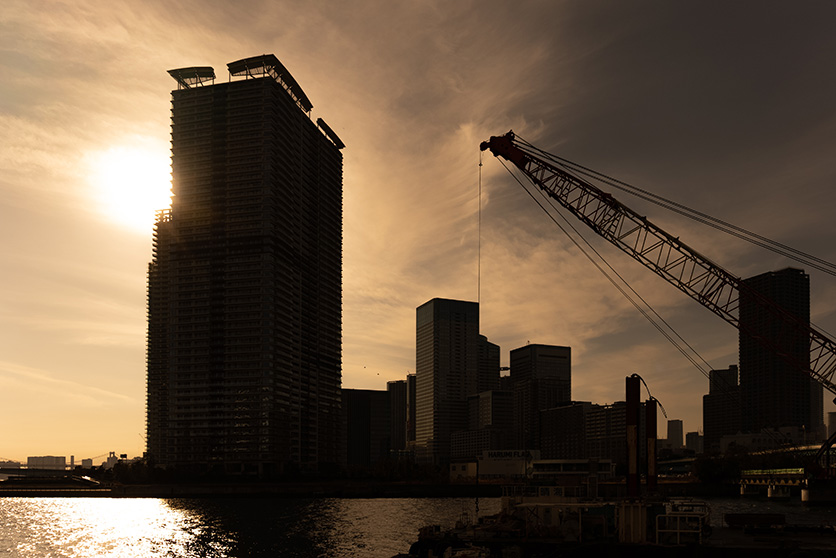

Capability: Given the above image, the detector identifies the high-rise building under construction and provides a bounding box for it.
[146,55,344,475]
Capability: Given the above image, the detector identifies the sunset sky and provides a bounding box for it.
[2,1,835,462]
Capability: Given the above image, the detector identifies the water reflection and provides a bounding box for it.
[2,498,220,557]
[0,497,497,557]
[4,496,834,557]
[0,497,499,557]
[161,497,498,557]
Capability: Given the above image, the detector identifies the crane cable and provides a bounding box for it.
[498,159,714,380]
[514,135,836,278]
[478,151,482,305]
[498,158,786,447]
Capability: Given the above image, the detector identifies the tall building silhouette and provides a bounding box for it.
[739,268,823,437]
[510,344,571,450]
[702,365,741,454]
[146,55,344,475]
[666,419,683,449]
[387,379,407,452]
[415,298,479,465]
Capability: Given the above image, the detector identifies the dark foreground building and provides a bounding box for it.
[739,268,823,438]
[146,55,345,475]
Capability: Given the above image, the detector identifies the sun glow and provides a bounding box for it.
[90,142,172,233]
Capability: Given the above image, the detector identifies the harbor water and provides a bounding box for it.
[0,496,833,557]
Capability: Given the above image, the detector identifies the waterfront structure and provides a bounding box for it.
[702,365,741,454]
[342,388,390,469]
[414,298,479,465]
[510,344,571,450]
[739,268,823,437]
[26,456,66,470]
[147,55,344,474]
[388,380,407,452]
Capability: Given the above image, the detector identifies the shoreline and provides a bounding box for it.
[0,479,737,499]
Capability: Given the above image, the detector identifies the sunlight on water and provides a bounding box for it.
[1,498,233,557]
[0,497,499,558]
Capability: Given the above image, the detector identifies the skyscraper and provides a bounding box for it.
[702,364,740,453]
[415,298,479,465]
[666,419,683,449]
[387,379,407,452]
[510,344,571,450]
[342,388,390,469]
[739,268,822,436]
[146,55,344,475]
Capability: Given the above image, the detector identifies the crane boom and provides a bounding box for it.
[480,131,836,398]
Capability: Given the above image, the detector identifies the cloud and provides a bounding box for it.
[0,360,132,407]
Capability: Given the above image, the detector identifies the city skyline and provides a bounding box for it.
[2,1,836,461]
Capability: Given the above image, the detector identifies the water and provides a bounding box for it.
[0,497,500,558]
[2,496,834,557]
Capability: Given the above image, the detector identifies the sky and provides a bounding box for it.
[2,1,836,463]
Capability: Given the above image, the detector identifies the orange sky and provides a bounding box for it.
[2,1,836,462]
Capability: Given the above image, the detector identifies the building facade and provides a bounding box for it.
[146,55,344,475]
[739,268,822,437]
[387,380,407,452]
[666,419,684,450]
[510,344,572,450]
[414,298,479,465]
[342,388,390,469]
[702,364,741,454]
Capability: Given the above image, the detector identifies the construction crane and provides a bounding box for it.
[480,130,836,473]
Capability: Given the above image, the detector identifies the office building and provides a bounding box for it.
[406,373,417,446]
[667,419,683,450]
[586,401,647,467]
[342,389,390,469]
[702,365,741,454]
[147,55,344,474]
[685,432,704,454]
[477,335,501,393]
[739,268,822,436]
[388,380,407,452]
[510,344,571,450]
[540,402,594,460]
[414,298,479,465]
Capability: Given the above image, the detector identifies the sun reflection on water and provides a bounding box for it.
[2,498,233,558]
[0,496,501,557]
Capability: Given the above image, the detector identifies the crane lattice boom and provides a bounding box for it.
[480,131,836,397]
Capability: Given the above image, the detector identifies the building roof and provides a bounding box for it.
[227,54,313,112]
[167,66,215,89]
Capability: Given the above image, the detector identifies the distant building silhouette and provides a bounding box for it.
[450,389,514,460]
[414,298,479,465]
[406,373,417,446]
[739,268,823,438]
[387,380,407,452]
[146,55,344,475]
[477,335,501,392]
[540,402,593,459]
[540,400,647,467]
[666,419,684,450]
[342,388,390,469]
[685,431,704,454]
[702,364,741,454]
[510,344,571,450]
